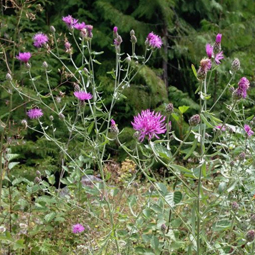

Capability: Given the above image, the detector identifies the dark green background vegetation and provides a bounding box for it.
[1,0,255,176]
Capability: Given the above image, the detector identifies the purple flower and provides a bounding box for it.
[113,26,118,34]
[111,119,116,126]
[236,77,250,98]
[85,25,93,38]
[215,51,224,64]
[200,58,212,72]
[206,44,213,59]
[62,15,78,29]
[244,124,254,137]
[65,41,71,51]
[131,109,167,142]
[215,124,226,131]
[74,91,92,101]
[74,22,86,30]
[146,32,163,49]
[16,52,31,63]
[27,108,43,119]
[33,33,48,48]
[216,33,222,43]
[72,224,84,234]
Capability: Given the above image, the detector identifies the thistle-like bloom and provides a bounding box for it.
[74,91,92,101]
[131,109,167,142]
[197,58,212,80]
[62,15,78,29]
[216,33,222,43]
[16,52,31,63]
[236,77,250,98]
[85,25,93,38]
[244,124,254,137]
[110,119,119,135]
[33,33,48,48]
[206,44,213,59]
[146,32,163,49]
[72,224,85,234]
[215,51,224,64]
[74,22,86,30]
[27,108,43,119]
[215,124,227,131]
[113,26,118,34]
[231,58,240,72]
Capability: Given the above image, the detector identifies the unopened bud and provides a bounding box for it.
[26,63,31,69]
[230,161,235,167]
[231,201,239,212]
[189,114,200,126]
[42,61,48,69]
[231,58,240,72]
[74,83,80,92]
[166,103,174,114]
[59,113,65,119]
[125,56,131,63]
[133,131,140,140]
[131,35,137,44]
[130,30,135,36]
[36,170,41,176]
[21,119,28,128]
[161,224,167,233]
[229,86,235,93]
[50,26,56,33]
[239,152,246,161]
[6,73,12,81]
[49,115,54,121]
[149,185,155,192]
[34,177,41,183]
[246,230,255,242]
[56,97,61,103]
[133,182,139,189]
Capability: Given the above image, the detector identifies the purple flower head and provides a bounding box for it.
[215,124,227,131]
[65,41,71,51]
[215,51,224,65]
[113,26,118,34]
[33,33,48,48]
[85,25,93,38]
[62,15,78,29]
[236,77,250,98]
[244,124,254,137]
[216,34,222,43]
[200,58,212,72]
[72,224,84,234]
[146,32,163,49]
[27,108,43,119]
[74,91,92,101]
[111,119,116,126]
[74,22,86,30]
[16,52,31,63]
[206,44,213,59]
[131,109,167,142]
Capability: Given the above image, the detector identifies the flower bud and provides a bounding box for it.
[74,83,80,92]
[56,97,61,103]
[189,114,200,126]
[161,224,167,233]
[230,161,235,167]
[231,201,239,212]
[125,56,131,63]
[59,113,65,119]
[229,86,235,93]
[36,170,41,176]
[42,61,48,69]
[49,115,54,121]
[6,73,12,81]
[50,26,56,33]
[231,58,240,72]
[149,185,155,192]
[166,103,174,114]
[246,230,255,242]
[110,119,119,136]
[131,35,137,44]
[26,63,31,69]
[239,152,246,161]
[21,119,28,129]
[133,131,140,140]
[34,176,41,183]
[130,30,135,36]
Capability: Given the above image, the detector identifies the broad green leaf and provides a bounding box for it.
[179,105,189,114]
[44,212,56,222]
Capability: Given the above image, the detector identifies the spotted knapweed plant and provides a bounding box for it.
[3,15,255,255]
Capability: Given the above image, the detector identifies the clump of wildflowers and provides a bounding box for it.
[16,52,31,63]
[146,32,162,49]
[74,91,92,101]
[205,34,224,65]
[27,108,43,119]
[33,32,48,48]
[72,224,85,234]
[244,124,254,137]
[132,109,167,142]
